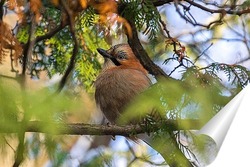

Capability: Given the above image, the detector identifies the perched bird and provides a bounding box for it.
[95,44,151,124]
[95,44,194,167]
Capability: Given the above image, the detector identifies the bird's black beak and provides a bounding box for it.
[97,48,112,59]
[97,48,121,66]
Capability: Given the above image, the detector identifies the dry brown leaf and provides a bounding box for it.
[7,0,25,10]
[7,0,16,10]
[0,21,23,65]
[16,0,25,6]
[79,0,88,9]
[51,0,59,6]
[6,0,25,24]
[89,0,132,38]
[89,0,118,14]
[116,16,132,39]
[30,0,42,23]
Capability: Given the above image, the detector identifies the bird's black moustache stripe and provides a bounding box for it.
[111,58,121,66]
[97,48,121,66]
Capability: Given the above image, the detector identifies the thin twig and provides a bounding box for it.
[184,0,250,16]
[22,21,68,50]
[2,136,16,152]
[194,43,213,63]
[57,0,79,92]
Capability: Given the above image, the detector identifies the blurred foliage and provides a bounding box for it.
[121,72,226,125]
[0,80,79,165]
[81,150,113,167]
[1,0,250,166]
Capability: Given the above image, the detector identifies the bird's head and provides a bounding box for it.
[97,44,146,73]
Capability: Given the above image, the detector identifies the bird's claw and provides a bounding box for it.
[111,135,116,140]
[107,122,111,127]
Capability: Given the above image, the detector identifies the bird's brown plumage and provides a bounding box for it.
[94,44,194,166]
[95,44,151,124]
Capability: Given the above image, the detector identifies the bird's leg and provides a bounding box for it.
[111,135,116,140]
[106,122,116,140]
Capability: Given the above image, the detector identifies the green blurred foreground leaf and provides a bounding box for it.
[0,79,80,159]
[121,74,229,126]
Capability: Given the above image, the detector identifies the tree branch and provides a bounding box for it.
[37,24,67,43]
[127,21,170,79]
[116,2,169,79]
[152,0,250,16]
[57,0,79,92]
[0,0,5,20]
[4,119,202,167]
[153,0,173,6]
[22,20,68,50]
[0,119,204,135]
[184,0,250,16]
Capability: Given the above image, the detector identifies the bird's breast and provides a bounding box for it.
[95,68,151,123]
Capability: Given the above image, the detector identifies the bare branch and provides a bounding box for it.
[152,0,250,16]
[21,18,36,78]
[33,21,68,45]
[174,0,224,28]
[0,0,5,20]
[127,21,170,79]
[0,120,203,135]
[184,0,250,16]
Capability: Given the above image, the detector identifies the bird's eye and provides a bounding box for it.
[117,55,125,60]
[117,51,126,60]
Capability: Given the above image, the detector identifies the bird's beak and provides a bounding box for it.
[97,48,112,59]
[97,48,121,66]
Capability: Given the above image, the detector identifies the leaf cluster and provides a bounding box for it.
[121,0,161,39]
[202,63,250,88]
[121,72,226,129]
[15,4,109,90]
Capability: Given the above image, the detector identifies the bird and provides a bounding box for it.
[94,44,194,167]
[94,44,152,124]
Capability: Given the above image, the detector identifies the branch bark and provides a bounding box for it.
[0,0,5,20]
[57,0,79,92]
[127,21,170,79]
[153,0,173,6]
[152,0,250,16]
[0,119,204,135]
[184,0,250,16]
